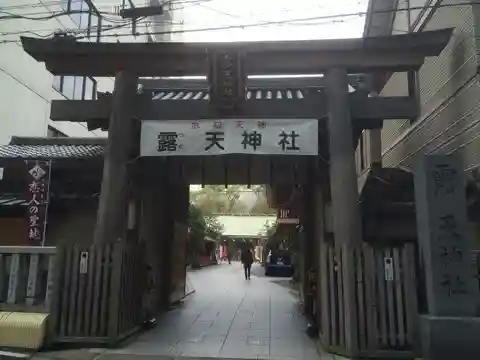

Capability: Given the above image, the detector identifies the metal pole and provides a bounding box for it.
[41,160,53,247]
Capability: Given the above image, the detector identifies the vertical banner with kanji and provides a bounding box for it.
[208,50,245,114]
[25,161,51,245]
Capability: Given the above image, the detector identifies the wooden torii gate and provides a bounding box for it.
[20,28,452,354]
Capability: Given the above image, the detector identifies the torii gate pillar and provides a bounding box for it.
[325,67,362,356]
[325,68,362,247]
[93,71,138,245]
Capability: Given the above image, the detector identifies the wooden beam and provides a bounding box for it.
[139,74,366,90]
[21,29,453,77]
[50,95,418,122]
[351,95,418,120]
[33,52,426,77]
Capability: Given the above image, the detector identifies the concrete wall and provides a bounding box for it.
[372,1,480,171]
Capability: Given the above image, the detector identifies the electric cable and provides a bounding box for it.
[0,0,214,14]
[0,1,474,44]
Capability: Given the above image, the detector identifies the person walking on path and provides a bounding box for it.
[241,248,254,280]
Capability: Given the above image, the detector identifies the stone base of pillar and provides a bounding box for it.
[421,315,480,359]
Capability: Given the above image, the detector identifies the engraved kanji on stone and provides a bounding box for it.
[432,163,457,196]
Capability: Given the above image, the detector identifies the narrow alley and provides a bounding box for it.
[100,263,321,360]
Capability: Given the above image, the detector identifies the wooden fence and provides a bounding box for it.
[49,242,145,345]
[319,242,419,359]
[0,246,56,313]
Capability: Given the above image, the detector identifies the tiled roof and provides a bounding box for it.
[216,215,277,237]
[0,196,27,206]
[0,144,104,159]
[0,194,100,207]
[149,86,359,100]
[152,89,313,101]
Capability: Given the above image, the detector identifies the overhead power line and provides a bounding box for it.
[0,0,477,24]
[0,1,477,44]
[0,0,213,15]
[0,0,83,11]
[0,9,117,21]
[74,1,480,40]
[0,19,183,38]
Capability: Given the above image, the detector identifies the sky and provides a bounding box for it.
[172,0,369,42]
[93,0,369,42]
[162,0,368,190]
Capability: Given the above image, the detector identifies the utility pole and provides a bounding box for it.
[117,0,164,36]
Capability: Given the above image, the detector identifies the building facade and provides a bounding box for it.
[358,0,480,248]
[0,0,176,144]
[359,0,480,175]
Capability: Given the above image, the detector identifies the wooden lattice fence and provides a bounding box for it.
[319,243,420,358]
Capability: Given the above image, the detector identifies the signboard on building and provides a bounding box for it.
[25,161,51,245]
[140,119,318,156]
[277,208,299,224]
[208,50,245,113]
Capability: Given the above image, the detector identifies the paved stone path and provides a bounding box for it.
[103,263,323,360]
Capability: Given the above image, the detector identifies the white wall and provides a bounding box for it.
[0,0,102,143]
[0,0,180,144]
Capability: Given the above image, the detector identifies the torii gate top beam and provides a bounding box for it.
[20,28,452,77]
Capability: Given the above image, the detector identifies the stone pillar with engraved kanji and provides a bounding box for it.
[414,153,480,360]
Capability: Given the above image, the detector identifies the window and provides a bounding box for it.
[84,77,95,100]
[52,1,100,99]
[89,14,100,42]
[74,77,84,99]
[63,0,101,41]
[69,0,87,28]
[53,76,62,92]
[62,76,75,99]
[53,75,97,100]
[60,0,69,11]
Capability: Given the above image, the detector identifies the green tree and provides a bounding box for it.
[262,220,277,237]
[188,203,206,267]
[190,185,248,214]
[249,185,275,215]
[205,215,224,238]
[250,197,275,215]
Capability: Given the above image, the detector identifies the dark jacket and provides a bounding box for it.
[241,250,254,266]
